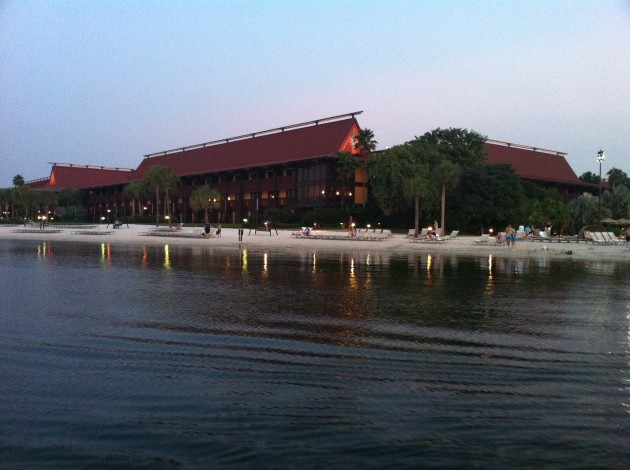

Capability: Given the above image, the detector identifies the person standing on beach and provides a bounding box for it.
[625,227,630,246]
[204,221,211,238]
[506,224,516,247]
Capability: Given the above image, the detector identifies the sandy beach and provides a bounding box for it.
[1,223,629,262]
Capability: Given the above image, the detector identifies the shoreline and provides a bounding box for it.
[1,224,629,262]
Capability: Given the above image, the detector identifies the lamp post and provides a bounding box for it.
[597,149,605,219]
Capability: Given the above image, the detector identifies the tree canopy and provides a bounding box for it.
[189,185,220,224]
[143,165,180,226]
[408,128,487,167]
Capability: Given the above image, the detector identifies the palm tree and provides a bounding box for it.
[405,163,430,236]
[122,182,148,219]
[568,192,599,226]
[12,174,25,187]
[354,128,377,156]
[433,160,462,236]
[336,152,359,208]
[189,185,220,224]
[12,185,34,220]
[606,167,630,190]
[143,165,180,226]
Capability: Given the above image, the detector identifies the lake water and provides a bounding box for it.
[1,239,629,469]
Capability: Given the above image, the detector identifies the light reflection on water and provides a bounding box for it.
[1,239,629,469]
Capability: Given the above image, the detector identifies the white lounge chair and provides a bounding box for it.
[442,230,459,240]
[408,228,429,242]
[474,234,490,245]
[604,232,621,245]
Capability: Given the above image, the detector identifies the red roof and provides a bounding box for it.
[484,140,580,184]
[46,164,133,190]
[132,117,360,180]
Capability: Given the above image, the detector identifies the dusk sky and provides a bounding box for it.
[1,0,628,188]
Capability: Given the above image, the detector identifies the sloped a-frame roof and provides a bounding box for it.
[132,115,361,181]
[44,164,134,190]
[484,140,580,185]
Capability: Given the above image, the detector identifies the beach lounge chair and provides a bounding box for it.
[421,234,445,244]
[604,232,621,245]
[493,232,506,245]
[474,234,490,245]
[408,228,429,242]
[442,230,459,240]
[590,232,608,244]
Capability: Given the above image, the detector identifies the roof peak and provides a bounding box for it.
[49,162,134,172]
[486,139,566,156]
[144,111,363,159]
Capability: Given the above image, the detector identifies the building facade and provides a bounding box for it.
[23,112,596,223]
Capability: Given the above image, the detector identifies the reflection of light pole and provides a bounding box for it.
[597,149,605,219]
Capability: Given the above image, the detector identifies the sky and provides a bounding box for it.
[1,0,629,188]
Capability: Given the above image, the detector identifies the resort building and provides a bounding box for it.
[23,111,595,222]
[483,140,599,201]
[35,112,366,223]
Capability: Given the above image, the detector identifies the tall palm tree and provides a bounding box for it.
[606,167,630,190]
[336,152,359,208]
[433,160,462,236]
[189,185,220,224]
[405,164,430,236]
[354,128,377,156]
[143,165,180,226]
[122,182,148,219]
[0,188,12,219]
[12,174,25,187]
[568,192,598,226]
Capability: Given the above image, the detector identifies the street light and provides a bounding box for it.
[597,149,605,218]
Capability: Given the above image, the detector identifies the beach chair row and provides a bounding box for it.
[408,229,459,243]
[586,232,624,245]
[138,230,204,239]
[308,231,386,241]
[530,232,579,243]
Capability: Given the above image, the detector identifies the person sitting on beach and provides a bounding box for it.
[215,223,221,237]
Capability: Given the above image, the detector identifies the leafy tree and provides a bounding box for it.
[579,171,599,184]
[143,165,180,226]
[57,188,81,207]
[12,185,34,219]
[606,167,630,190]
[367,144,430,235]
[568,192,599,227]
[409,128,487,168]
[0,188,12,219]
[354,128,377,155]
[35,190,58,219]
[602,185,630,220]
[56,188,85,221]
[526,196,572,234]
[367,145,413,216]
[449,164,526,233]
[189,185,220,224]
